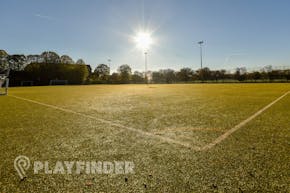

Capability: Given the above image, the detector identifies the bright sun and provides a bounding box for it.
[134,32,153,50]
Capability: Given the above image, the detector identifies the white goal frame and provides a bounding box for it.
[0,69,10,95]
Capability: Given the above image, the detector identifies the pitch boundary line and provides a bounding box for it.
[200,90,290,151]
[9,90,289,151]
[9,95,198,150]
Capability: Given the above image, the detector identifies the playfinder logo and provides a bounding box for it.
[14,155,135,179]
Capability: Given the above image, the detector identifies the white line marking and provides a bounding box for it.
[201,90,290,151]
[9,95,197,150]
[8,90,289,152]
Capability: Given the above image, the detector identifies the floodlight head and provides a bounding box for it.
[198,41,204,45]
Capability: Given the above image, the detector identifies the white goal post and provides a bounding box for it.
[0,69,10,95]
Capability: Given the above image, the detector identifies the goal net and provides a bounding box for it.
[49,79,68,85]
[21,81,34,86]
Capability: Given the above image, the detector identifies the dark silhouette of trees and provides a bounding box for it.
[286,70,290,81]
[0,50,9,70]
[7,55,27,71]
[177,68,193,82]
[118,64,131,83]
[94,64,110,80]
[76,59,85,65]
[234,68,246,81]
[24,63,89,85]
[60,55,75,64]
[1,49,290,85]
[89,64,110,83]
[195,67,211,81]
[252,71,261,82]
[110,72,120,83]
[163,69,176,83]
[41,51,61,64]
[132,71,144,83]
[152,69,176,83]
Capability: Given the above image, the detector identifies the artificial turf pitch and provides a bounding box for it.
[0,84,289,192]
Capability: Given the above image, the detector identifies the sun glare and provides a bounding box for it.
[134,32,153,50]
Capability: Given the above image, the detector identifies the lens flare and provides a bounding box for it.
[134,32,153,50]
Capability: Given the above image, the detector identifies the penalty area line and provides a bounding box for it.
[201,90,290,151]
[9,95,198,150]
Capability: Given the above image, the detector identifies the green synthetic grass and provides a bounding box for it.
[0,84,289,192]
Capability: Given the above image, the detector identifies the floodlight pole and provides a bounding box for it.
[108,59,111,74]
[198,41,204,82]
[198,41,204,70]
[144,51,148,84]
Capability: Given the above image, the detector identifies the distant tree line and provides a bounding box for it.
[1,49,289,86]
[88,65,290,84]
[0,50,89,85]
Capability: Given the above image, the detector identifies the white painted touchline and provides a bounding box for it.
[8,90,289,152]
[9,95,198,150]
[200,90,290,151]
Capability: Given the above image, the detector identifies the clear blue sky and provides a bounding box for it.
[1,0,290,72]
